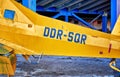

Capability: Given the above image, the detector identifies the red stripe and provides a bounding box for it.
[108,44,112,53]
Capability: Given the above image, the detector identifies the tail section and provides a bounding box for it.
[111,15,120,36]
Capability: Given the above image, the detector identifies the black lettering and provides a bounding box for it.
[81,34,87,44]
[68,32,74,42]
[44,27,50,37]
[56,30,63,40]
[50,28,56,38]
[74,33,80,43]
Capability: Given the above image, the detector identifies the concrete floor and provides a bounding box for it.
[12,55,120,77]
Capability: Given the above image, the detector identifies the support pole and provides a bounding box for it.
[22,0,36,12]
[110,0,117,31]
[65,15,69,22]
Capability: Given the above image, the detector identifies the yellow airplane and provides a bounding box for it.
[0,0,120,76]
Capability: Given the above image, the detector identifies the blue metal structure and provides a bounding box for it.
[111,0,117,32]
[90,14,101,24]
[102,13,107,32]
[36,0,108,15]
[110,0,120,31]
[22,0,36,12]
[19,0,119,32]
[72,13,96,29]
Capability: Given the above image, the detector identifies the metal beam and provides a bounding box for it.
[54,0,70,8]
[22,0,36,12]
[52,10,70,22]
[52,13,61,19]
[37,0,54,6]
[58,0,83,10]
[80,0,108,11]
[44,0,64,9]
[36,6,44,11]
[52,11,97,27]
[69,0,96,11]
[57,0,72,9]
[46,7,57,12]
[90,3,110,12]
[72,13,96,29]
[90,14,101,24]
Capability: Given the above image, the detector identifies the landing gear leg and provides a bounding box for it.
[109,58,120,77]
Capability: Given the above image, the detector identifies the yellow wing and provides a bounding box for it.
[0,0,120,59]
